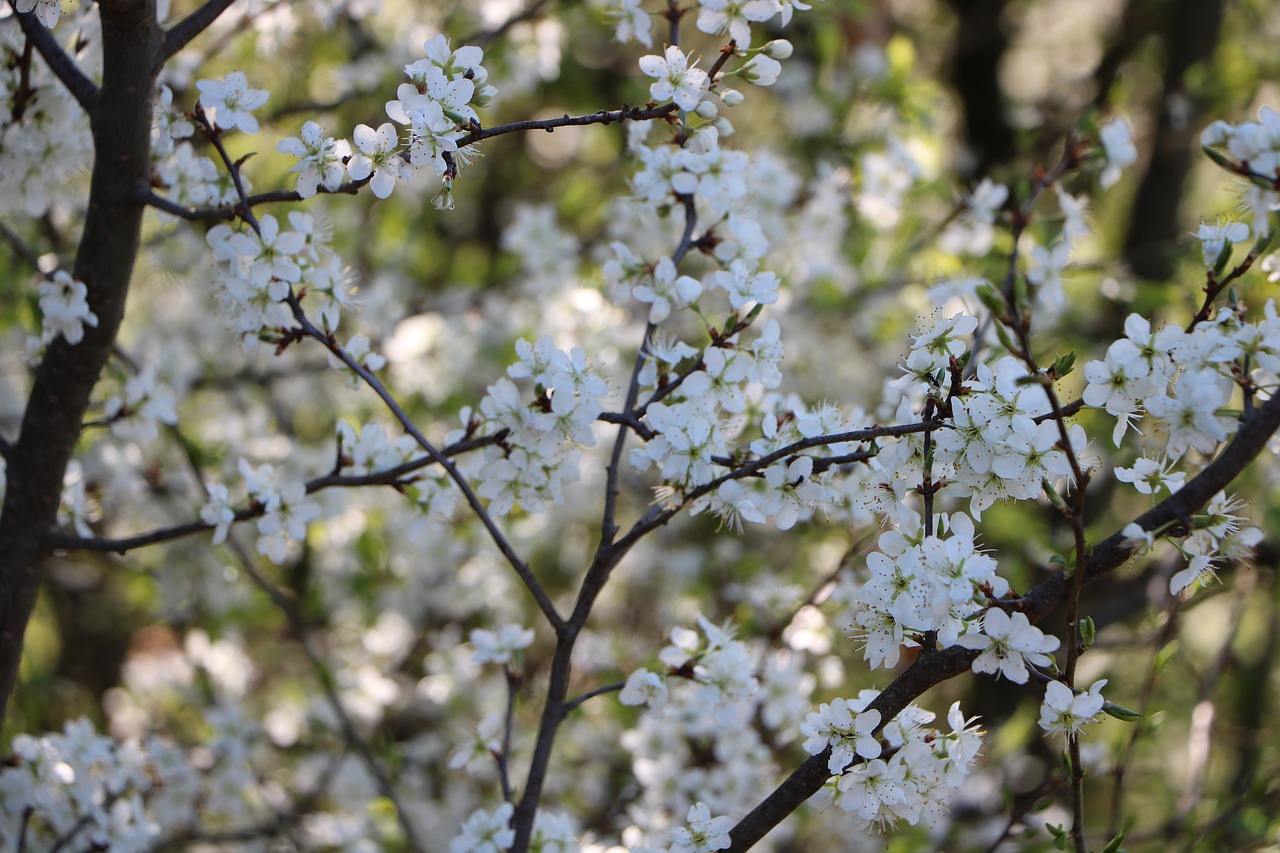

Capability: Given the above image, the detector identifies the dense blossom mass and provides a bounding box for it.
[2,0,1280,851]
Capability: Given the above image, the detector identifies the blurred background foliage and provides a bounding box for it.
[5,0,1280,850]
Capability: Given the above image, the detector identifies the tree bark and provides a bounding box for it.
[0,0,160,722]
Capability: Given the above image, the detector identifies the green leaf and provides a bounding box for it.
[1052,350,1076,378]
[1101,832,1127,853]
[976,283,1009,319]
[1200,144,1236,172]
[1079,615,1096,649]
[1103,701,1142,722]
[1043,480,1069,513]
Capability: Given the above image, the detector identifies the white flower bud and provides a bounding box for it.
[694,100,719,120]
[763,39,793,60]
[719,88,744,107]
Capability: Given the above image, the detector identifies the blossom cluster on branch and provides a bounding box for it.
[3,1,1280,852]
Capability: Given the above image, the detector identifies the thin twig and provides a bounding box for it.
[289,301,564,630]
[41,433,504,554]
[563,680,626,713]
[197,108,262,234]
[141,181,367,222]
[498,665,521,803]
[456,104,679,150]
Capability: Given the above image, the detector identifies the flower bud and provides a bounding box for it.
[763,39,793,60]
[720,88,744,107]
[694,100,719,120]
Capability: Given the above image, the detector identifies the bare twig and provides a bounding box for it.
[563,680,626,713]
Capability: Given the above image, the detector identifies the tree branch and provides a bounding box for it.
[7,4,98,110]
[161,0,239,60]
[725,390,1280,851]
[291,305,565,631]
[456,103,679,149]
[141,180,367,222]
[0,0,161,722]
[41,433,505,554]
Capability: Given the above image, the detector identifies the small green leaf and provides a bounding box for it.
[1043,480,1069,513]
[1101,832,1127,853]
[976,283,1009,318]
[1079,616,1096,649]
[1200,144,1235,172]
[1103,701,1142,722]
[1052,351,1076,378]
[994,320,1018,355]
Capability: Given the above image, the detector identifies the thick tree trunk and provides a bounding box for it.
[944,0,1015,176]
[0,0,160,721]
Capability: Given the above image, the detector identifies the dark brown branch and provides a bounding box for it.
[456,103,679,149]
[725,390,1280,851]
[161,0,239,60]
[7,4,98,110]
[140,180,367,222]
[0,0,161,722]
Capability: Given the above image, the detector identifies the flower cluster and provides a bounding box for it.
[0,15,95,217]
[1082,308,1280,454]
[805,692,984,830]
[1039,678,1108,737]
[0,714,263,852]
[621,614,760,726]
[470,623,536,665]
[197,71,270,134]
[35,270,99,349]
[465,336,609,515]
[102,366,180,443]
[845,513,1021,671]
[1124,490,1264,596]
[618,619,809,838]
[932,356,1086,517]
[1201,106,1280,235]
[200,458,320,563]
[205,211,359,349]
